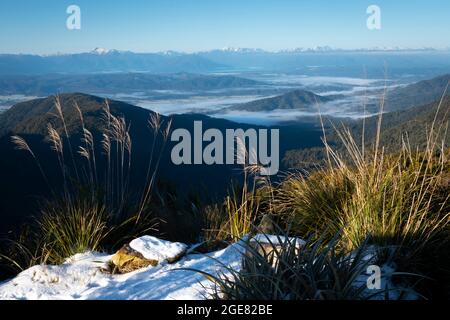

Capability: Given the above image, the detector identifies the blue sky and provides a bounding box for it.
[0,0,449,54]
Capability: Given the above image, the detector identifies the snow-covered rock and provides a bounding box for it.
[110,244,158,274]
[110,236,188,273]
[130,236,188,263]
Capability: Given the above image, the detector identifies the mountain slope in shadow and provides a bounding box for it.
[0,73,263,96]
[0,93,324,234]
[283,96,450,169]
[385,73,450,112]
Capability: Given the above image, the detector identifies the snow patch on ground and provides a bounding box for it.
[0,243,244,300]
[0,236,418,300]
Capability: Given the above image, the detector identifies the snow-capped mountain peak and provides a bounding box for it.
[91,47,114,55]
[219,47,265,53]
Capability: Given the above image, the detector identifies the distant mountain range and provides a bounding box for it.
[229,89,332,112]
[0,73,263,96]
[198,46,450,54]
[26,46,450,56]
[0,51,227,75]
[2,48,450,76]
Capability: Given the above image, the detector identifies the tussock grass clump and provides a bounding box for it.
[3,96,172,267]
[274,149,450,253]
[272,92,450,256]
[191,233,411,300]
[197,182,262,249]
[223,183,261,241]
[199,140,268,244]
[38,199,108,264]
[272,169,352,239]
[0,228,44,275]
[200,203,229,243]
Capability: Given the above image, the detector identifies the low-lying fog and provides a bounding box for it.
[0,95,41,113]
[127,73,404,125]
[0,73,408,125]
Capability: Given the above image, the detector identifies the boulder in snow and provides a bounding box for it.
[111,244,158,274]
[129,236,188,264]
[110,236,188,273]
